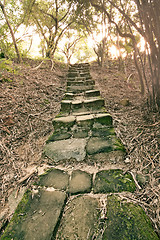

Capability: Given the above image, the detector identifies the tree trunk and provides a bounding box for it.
[0,1,21,62]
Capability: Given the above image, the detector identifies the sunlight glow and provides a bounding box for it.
[109,45,120,59]
[137,37,146,52]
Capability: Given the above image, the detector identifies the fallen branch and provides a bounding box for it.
[31,60,44,70]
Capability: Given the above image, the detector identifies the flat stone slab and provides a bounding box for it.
[85,89,100,97]
[56,195,100,239]
[86,136,125,155]
[69,170,92,194]
[44,138,87,162]
[67,81,86,86]
[84,98,105,109]
[92,127,115,137]
[94,113,113,125]
[73,128,89,138]
[77,114,94,127]
[47,132,71,142]
[102,195,159,240]
[38,168,69,190]
[67,85,94,93]
[93,169,136,193]
[1,189,66,240]
[67,72,79,77]
[52,116,76,130]
[64,92,74,100]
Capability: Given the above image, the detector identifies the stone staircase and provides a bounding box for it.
[1,63,159,240]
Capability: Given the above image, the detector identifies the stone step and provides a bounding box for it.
[64,92,75,100]
[80,72,91,77]
[60,98,105,113]
[52,113,112,131]
[2,62,159,240]
[85,89,100,97]
[67,72,79,78]
[83,98,105,109]
[2,168,159,239]
[67,80,95,86]
[67,85,94,93]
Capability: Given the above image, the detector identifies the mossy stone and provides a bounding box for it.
[38,168,69,190]
[92,127,115,137]
[52,115,76,130]
[60,100,71,112]
[73,130,88,138]
[46,132,71,143]
[93,169,136,193]
[86,136,125,155]
[94,113,113,126]
[1,190,32,240]
[102,195,159,240]
[1,190,67,240]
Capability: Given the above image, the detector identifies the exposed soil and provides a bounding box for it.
[0,58,159,235]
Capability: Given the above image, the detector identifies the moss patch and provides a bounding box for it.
[93,169,136,193]
[103,195,159,240]
[1,190,32,240]
[1,190,67,240]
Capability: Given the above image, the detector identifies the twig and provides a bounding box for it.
[143,121,160,127]
[31,61,44,70]
[129,171,142,190]
[130,130,144,143]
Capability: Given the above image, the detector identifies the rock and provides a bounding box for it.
[67,81,85,86]
[52,115,76,130]
[85,89,100,97]
[73,129,89,138]
[64,92,74,100]
[87,151,125,165]
[47,132,71,142]
[69,170,92,194]
[102,195,159,240]
[71,100,83,110]
[44,138,87,162]
[56,195,100,240]
[85,80,95,85]
[92,127,115,137]
[86,137,112,155]
[93,169,136,193]
[67,72,78,78]
[94,113,113,126]
[120,99,130,106]
[86,136,125,155]
[60,100,71,112]
[38,168,69,190]
[67,85,94,93]
[76,114,94,128]
[84,98,105,109]
[1,189,67,240]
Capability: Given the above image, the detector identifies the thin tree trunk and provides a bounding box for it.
[0,1,21,62]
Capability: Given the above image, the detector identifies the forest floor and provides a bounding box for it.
[0,58,160,236]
